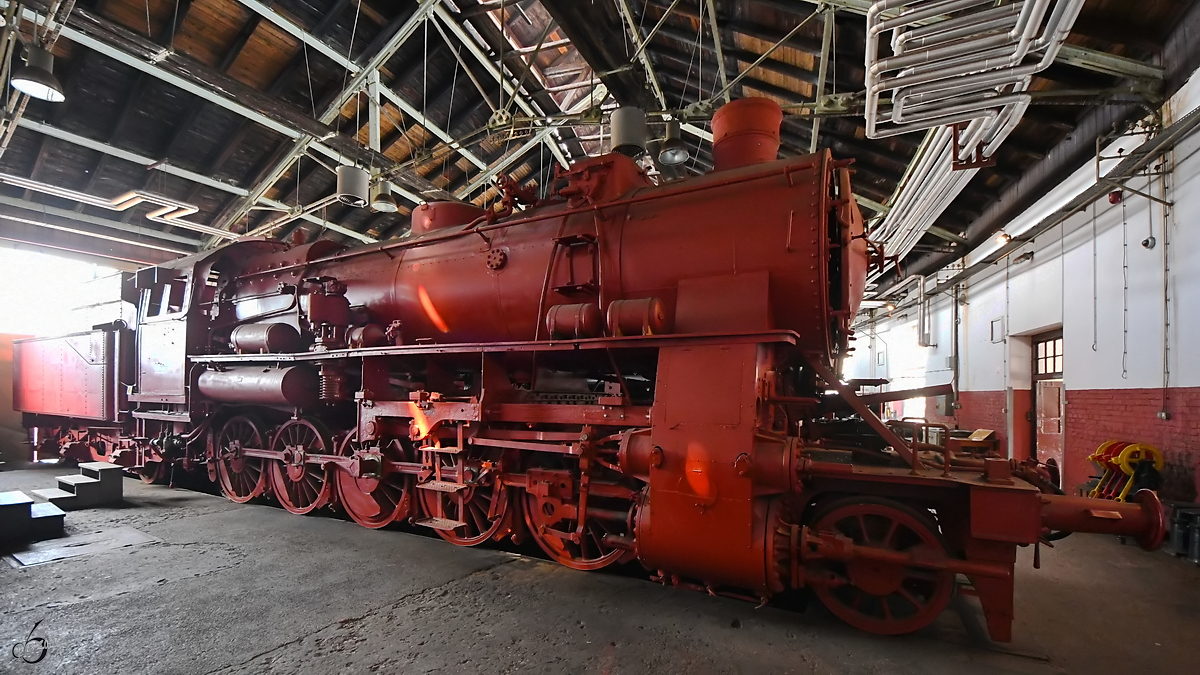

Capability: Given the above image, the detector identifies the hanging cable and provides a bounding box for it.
[335,0,364,152]
[1091,201,1098,352]
[677,2,701,108]
[422,16,429,129]
[1060,198,1065,352]
[441,53,462,179]
[498,1,506,113]
[1145,175,1156,245]
[698,0,704,106]
[303,44,317,118]
[1159,157,1172,416]
[170,0,180,49]
[1120,195,1129,379]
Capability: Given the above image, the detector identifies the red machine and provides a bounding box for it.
[12,98,1164,641]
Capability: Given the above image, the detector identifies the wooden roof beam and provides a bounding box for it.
[206,0,447,240]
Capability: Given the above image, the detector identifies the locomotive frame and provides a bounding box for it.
[13,98,1165,643]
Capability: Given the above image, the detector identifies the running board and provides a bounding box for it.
[417,480,467,493]
[415,517,467,530]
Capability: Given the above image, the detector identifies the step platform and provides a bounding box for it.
[30,462,124,511]
[0,490,65,544]
[415,516,468,531]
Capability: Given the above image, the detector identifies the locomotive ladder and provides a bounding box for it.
[414,423,471,531]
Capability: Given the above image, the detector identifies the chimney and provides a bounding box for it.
[710,98,783,171]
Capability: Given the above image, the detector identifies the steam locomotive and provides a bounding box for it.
[12,98,1164,641]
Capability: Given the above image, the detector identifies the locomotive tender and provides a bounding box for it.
[12,98,1164,641]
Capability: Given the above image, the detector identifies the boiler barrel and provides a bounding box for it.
[272,150,866,361]
[197,366,318,408]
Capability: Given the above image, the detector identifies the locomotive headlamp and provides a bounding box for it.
[658,120,690,167]
[11,46,64,103]
[370,183,399,213]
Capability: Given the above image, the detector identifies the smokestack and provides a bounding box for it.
[710,98,783,172]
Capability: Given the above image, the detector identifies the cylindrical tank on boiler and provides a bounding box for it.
[197,366,319,408]
[230,323,301,353]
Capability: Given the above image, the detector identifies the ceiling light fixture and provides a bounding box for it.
[658,120,690,166]
[11,46,65,103]
[336,165,370,207]
[370,183,399,213]
[995,231,1012,245]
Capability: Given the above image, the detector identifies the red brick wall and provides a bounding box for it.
[926,390,1009,446]
[1064,387,1200,502]
[925,387,1199,500]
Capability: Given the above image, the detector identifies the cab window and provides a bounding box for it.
[141,275,189,318]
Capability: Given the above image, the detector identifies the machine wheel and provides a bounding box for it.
[268,419,334,515]
[523,457,634,570]
[334,433,413,529]
[138,460,169,485]
[214,416,269,503]
[417,446,510,546]
[809,497,954,636]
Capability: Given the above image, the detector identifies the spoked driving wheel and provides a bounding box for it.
[138,460,169,485]
[214,415,268,503]
[809,497,954,636]
[335,433,414,529]
[417,446,510,546]
[268,419,334,515]
[523,456,636,570]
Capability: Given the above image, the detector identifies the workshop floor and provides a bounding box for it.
[1,463,1197,675]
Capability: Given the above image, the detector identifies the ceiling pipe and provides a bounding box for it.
[863,0,1086,272]
[0,172,239,240]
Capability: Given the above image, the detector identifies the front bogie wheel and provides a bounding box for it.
[808,496,954,636]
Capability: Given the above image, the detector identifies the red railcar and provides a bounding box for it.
[12,98,1163,641]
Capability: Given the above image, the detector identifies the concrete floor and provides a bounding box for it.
[1,463,1197,675]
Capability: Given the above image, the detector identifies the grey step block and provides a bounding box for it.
[0,490,33,541]
[29,502,65,540]
[79,461,125,485]
[57,474,119,505]
[0,489,33,510]
[30,487,80,510]
[58,474,102,491]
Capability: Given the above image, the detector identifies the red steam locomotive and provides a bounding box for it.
[12,98,1164,641]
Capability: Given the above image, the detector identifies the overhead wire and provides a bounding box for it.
[1120,194,1128,379]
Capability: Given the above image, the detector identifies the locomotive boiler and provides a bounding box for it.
[12,98,1164,642]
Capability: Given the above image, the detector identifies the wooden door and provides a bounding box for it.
[1036,379,1064,479]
